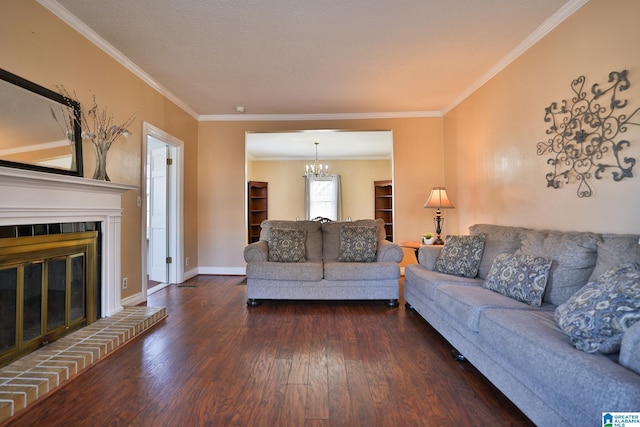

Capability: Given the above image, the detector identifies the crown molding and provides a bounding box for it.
[38,0,440,123]
[200,110,443,122]
[441,0,589,115]
[36,0,199,120]
[38,0,588,122]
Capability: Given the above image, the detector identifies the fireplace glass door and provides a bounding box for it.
[0,231,97,367]
[0,267,18,353]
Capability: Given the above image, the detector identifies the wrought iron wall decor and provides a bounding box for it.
[537,70,640,197]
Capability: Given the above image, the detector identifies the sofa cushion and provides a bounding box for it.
[246,260,324,281]
[405,264,483,301]
[589,234,640,281]
[435,283,544,332]
[260,220,323,260]
[517,229,598,305]
[555,262,640,354]
[435,234,486,278]
[338,225,377,262]
[322,219,385,261]
[324,261,399,281]
[483,253,552,307]
[469,224,526,279]
[620,320,640,375]
[479,308,640,416]
[268,228,307,262]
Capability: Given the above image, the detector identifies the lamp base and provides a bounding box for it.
[433,213,445,246]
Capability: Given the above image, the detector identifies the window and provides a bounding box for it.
[305,175,342,221]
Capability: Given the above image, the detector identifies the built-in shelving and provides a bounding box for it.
[374,180,393,242]
[247,181,268,243]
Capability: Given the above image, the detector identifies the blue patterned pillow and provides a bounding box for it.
[483,253,552,307]
[435,235,486,278]
[268,228,306,262]
[338,225,377,262]
[555,262,640,354]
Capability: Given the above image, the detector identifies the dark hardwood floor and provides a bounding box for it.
[7,276,534,426]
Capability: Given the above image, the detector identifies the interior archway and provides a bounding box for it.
[245,129,394,240]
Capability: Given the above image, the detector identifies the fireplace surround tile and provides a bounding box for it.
[0,226,16,239]
[0,222,102,241]
[17,225,32,237]
[47,223,62,234]
[33,225,47,235]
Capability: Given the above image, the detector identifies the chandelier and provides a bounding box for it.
[304,142,329,177]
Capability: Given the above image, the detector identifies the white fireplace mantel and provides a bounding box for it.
[0,166,137,317]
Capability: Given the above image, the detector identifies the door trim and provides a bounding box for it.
[141,122,184,299]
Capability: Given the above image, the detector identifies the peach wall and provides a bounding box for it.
[249,159,391,220]
[198,118,443,271]
[2,1,199,298]
[9,0,631,282]
[444,0,640,235]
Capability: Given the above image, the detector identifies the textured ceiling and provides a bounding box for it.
[48,0,581,118]
[246,130,393,160]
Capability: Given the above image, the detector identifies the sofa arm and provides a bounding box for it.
[417,245,443,271]
[377,240,403,263]
[244,240,268,262]
[620,320,640,375]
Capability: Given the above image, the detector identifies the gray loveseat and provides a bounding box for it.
[243,218,403,306]
[404,224,640,427]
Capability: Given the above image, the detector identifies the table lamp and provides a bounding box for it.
[422,187,454,245]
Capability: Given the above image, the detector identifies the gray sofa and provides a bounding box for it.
[244,218,403,306]
[404,224,640,427]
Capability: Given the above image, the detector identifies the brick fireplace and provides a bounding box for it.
[0,166,136,323]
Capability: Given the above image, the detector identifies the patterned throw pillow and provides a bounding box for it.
[338,225,377,262]
[435,235,486,278]
[555,262,640,354]
[268,228,306,262]
[483,253,552,307]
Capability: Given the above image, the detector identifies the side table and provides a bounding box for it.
[399,241,421,260]
[399,240,443,261]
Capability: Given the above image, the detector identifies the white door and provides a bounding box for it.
[148,145,169,283]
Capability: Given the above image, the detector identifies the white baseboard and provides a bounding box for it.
[121,291,146,307]
[182,267,199,282]
[195,265,399,276]
[147,282,171,295]
[197,266,246,275]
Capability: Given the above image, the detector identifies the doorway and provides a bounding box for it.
[142,123,184,297]
[147,137,169,287]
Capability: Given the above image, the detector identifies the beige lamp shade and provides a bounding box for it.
[423,187,454,209]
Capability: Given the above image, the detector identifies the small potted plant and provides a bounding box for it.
[421,232,435,245]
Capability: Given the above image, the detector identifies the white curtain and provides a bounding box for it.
[304,175,342,221]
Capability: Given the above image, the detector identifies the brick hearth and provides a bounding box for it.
[0,306,166,424]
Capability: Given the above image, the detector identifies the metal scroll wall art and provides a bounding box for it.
[537,70,640,197]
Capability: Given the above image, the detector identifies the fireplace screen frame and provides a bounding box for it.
[0,231,98,367]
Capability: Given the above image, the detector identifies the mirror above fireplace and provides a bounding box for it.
[0,68,84,177]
